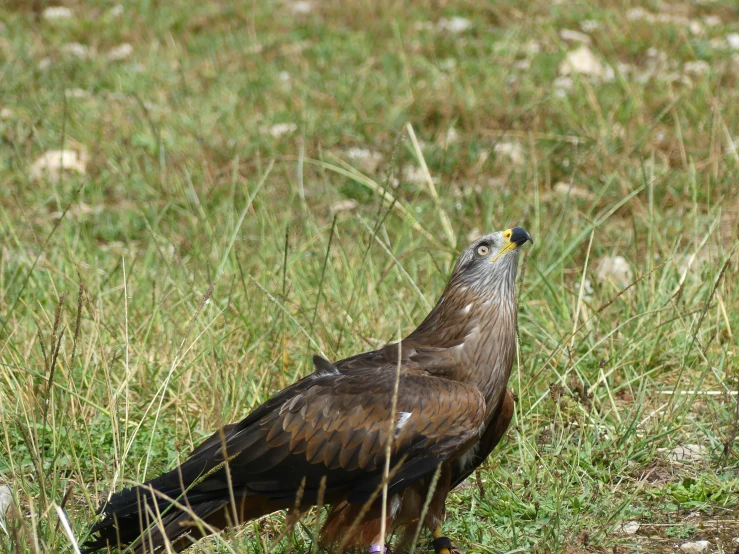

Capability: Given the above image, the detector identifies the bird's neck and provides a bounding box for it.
[408,279,518,406]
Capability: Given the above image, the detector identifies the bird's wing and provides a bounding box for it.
[145,365,486,508]
[450,387,515,490]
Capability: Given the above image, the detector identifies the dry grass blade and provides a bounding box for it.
[248,275,326,357]
[405,123,456,247]
[669,244,738,413]
[335,457,408,553]
[407,463,442,554]
[378,323,403,548]
[309,476,328,554]
[68,274,85,374]
[217,159,273,277]
[134,283,219,482]
[358,217,432,310]
[723,375,739,464]
[53,504,81,554]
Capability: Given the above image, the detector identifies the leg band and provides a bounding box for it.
[369,545,387,553]
[432,536,453,552]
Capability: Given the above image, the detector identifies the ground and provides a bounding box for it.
[1,0,738,552]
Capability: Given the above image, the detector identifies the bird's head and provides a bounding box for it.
[406,226,532,346]
[449,227,533,293]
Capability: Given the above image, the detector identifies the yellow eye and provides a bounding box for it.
[477,244,490,256]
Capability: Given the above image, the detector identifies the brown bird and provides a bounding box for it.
[83,227,532,554]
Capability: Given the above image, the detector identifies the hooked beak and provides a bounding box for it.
[491,226,533,262]
[509,227,533,247]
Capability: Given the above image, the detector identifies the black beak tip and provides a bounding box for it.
[511,226,533,246]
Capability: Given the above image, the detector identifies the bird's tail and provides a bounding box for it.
[82,471,227,554]
[83,470,288,554]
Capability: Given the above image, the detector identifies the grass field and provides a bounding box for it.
[1,1,739,552]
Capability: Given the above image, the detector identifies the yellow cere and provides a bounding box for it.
[490,230,516,263]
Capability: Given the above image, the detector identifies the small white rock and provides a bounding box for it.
[595,256,633,288]
[580,20,599,32]
[553,182,594,201]
[38,58,52,70]
[553,76,574,97]
[278,71,291,90]
[437,17,473,34]
[62,42,90,59]
[679,541,709,554]
[346,147,382,173]
[0,485,11,515]
[267,122,297,138]
[494,141,524,166]
[559,45,614,81]
[439,58,457,71]
[487,177,505,189]
[0,107,13,119]
[402,164,426,184]
[617,520,640,535]
[65,88,89,98]
[559,29,591,44]
[244,43,264,55]
[43,6,73,20]
[106,43,133,61]
[612,123,626,139]
[703,15,720,27]
[660,444,707,462]
[727,33,739,50]
[30,148,89,182]
[626,7,651,21]
[331,199,358,213]
[684,60,710,75]
[108,4,124,18]
[0,484,13,531]
[689,20,704,35]
[582,278,594,302]
[291,1,312,14]
[444,127,459,145]
[523,40,541,55]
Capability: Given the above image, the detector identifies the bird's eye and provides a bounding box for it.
[476,244,490,257]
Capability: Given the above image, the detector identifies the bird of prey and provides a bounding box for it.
[83,227,532,554]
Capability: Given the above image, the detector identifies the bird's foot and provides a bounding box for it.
[432,535,464,554]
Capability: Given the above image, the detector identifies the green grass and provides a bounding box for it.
[1,1,739,552]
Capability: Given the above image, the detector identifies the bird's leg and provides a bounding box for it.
[422,465,458,554]
[368,530,387,553]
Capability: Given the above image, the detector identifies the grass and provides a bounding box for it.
[1,0,739,552]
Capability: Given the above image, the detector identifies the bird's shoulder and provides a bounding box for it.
[334,340,459,377]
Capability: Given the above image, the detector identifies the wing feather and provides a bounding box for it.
[138,364,486,509]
